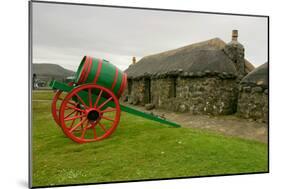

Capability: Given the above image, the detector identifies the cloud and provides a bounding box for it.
[32,2,268,71]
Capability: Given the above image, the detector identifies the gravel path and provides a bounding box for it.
[123,103,268,143]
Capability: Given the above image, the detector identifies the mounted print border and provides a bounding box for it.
[29,1,269,188]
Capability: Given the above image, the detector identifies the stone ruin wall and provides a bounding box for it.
[124,76,239,115]
[237,86,268,123]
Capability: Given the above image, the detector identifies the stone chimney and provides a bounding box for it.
[132,56,136,64]
[232,30,238,41]
[223,30,245,77]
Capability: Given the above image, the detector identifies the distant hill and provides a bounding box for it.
[33,63,75,83]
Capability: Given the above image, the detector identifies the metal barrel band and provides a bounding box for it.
[117,73,127,97]
[77,56,90,84]
[111,67,119,90]
[92,59,103,84]
[82,57,93,83]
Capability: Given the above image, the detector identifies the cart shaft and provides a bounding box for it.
[50,80,180,128]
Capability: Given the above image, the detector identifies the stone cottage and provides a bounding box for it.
[124,30,255,115]
[237,63,268,122]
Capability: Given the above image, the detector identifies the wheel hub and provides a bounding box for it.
[87,109,100,122]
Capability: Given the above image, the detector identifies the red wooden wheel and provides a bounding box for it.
[51,82,74,126]
[59,84,121,143]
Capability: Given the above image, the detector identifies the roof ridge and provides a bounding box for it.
[140,37,226,61]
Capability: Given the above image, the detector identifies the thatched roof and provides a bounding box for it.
[240,62,268,89]
[125,38,255,79]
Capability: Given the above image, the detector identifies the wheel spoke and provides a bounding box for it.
[89,120,98,128]
[92,125,97,139]
[88,89,92,108]
[67,101,78,106]
[98,97,113,110]
[94,90,103,108]
[64,109,76,119]
[101,108,116,113]
[66,105,85,112]
[64,113,86,121]
[79,111,83,122]
[98,122,107,132]
[79,113,84,130]
[69,117,87,133]
[74,94,88,109]
[101,115,114,122]
[70,111,78,128]
[80,121,88,139]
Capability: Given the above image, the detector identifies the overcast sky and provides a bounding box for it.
[32,2,268,71]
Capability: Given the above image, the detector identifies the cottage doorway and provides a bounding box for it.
[128,79,132,95]
[144,78,151,103]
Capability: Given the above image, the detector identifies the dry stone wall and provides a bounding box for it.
[124,76,239,115]
[237,86,268,123]
[152,77,238,115]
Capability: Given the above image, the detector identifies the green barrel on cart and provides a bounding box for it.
[74,56,127,98]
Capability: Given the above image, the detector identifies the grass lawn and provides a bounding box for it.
[32,90,268,187]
